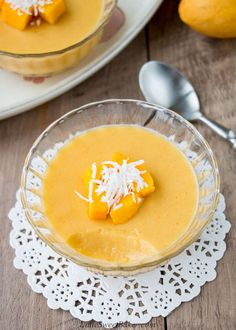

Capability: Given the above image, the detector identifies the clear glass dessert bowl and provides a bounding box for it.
[21,99,220,276]
[0,0,116,76]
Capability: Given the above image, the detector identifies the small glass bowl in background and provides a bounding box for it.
[0,0,116,76]
[21,99,220,276]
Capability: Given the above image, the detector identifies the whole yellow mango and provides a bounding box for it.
[179,0,236,38]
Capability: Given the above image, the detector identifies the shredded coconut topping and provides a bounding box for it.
[5,0,53,15]
[75,159,148,210]
[74,190,90,203]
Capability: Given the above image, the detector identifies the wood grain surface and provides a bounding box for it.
[0,1,235,329]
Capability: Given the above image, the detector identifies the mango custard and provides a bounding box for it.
[42,125,199,264]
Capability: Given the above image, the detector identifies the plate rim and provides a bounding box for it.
[0,0,163,120]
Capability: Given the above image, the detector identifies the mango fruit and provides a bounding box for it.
[112,151,128,164]
[82,163,108,220]
[136,163,155,197]
[2,3,32,30]
[39,0,65,25]
[82,163,103,187]
[88,185,109,220]
[179,0,236,38]
[112,152,155,197]
[110,194,143,224]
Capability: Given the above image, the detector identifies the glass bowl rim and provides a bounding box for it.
[20,98,220,273]
[0,0,117,58]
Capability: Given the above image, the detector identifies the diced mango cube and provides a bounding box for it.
[39,0,65,24]
[0,0,4,9]
[88,184,108,220]
[112,152,127,165]
[112,152,155,197]
[2,3,32,30]
[139,169,155,197]
[82,167,92,187]
[135,163,155,197]
[110,194,143,224]
[82,163,103,187]
[82,163,108,220]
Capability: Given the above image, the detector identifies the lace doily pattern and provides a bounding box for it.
[9,190,230,327]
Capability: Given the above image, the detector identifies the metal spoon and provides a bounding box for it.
[139,61,236,148]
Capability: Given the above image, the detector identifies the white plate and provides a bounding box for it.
[0,0,163,120]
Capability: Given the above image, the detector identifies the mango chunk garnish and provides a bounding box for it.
[1,0,65,30]
[139,176,155,196]
[82,163,108,220]
[110,193,143,224]
[2,3,32,30]
[112,152,155,197]
[82,163,103,187]
[76,153,156,223]
[88,185,109,220]
[136,163,155,197]
[112,151,128,165]
[88,192,107,221]
[39,0,65,25]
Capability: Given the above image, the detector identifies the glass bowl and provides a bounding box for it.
[0,0,116,76]
[21,99,220,276]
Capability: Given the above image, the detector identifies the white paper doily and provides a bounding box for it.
[9,189,230,327]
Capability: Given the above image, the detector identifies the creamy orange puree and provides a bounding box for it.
[0,0,103,54]
[42,125,199,264]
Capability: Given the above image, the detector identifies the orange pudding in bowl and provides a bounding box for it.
[0,0,116,75]
[42,125,199,264]
[21,100,220,276]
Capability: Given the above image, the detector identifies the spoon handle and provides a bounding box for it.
[198,115,236,149]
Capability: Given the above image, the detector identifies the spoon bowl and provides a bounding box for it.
[139,61,236,148]
[139,61,201,121]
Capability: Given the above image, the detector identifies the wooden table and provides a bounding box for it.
[1,1,235,329]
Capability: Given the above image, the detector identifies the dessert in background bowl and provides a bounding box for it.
[21,100,220,276]
[0,0,116,76]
